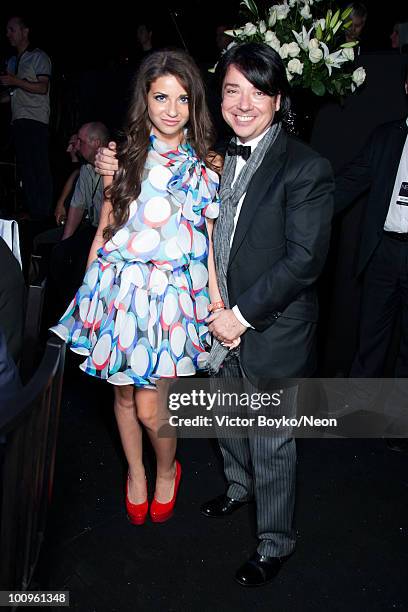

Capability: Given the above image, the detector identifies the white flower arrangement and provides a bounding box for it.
[220,0,366,98]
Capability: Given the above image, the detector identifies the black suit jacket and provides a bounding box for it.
[0,237,25,362]
[334,118,408,277]
[227,128,334,386]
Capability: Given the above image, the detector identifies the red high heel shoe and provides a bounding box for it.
[126,475,148,525]
[150,461,182,523]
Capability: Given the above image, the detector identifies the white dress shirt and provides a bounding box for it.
[230,128,271,328]
[383,119,408,233]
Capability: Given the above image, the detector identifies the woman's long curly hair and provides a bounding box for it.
[104,48,215,240]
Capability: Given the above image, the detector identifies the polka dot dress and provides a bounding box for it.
[50,135,220,387]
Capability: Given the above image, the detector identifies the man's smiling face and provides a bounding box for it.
[221,64,281,143]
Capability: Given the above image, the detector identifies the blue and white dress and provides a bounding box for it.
[51,135,220,387]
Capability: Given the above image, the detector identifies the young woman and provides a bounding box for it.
[51,49,227,525]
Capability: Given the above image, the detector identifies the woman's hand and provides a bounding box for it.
[95,141,118,176]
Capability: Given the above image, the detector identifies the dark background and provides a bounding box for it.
[0,2,406,71]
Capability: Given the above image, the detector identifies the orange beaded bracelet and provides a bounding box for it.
[208,300,225,312]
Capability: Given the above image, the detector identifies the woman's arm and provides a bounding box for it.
[86,175,113,269]
[55,168,80,224]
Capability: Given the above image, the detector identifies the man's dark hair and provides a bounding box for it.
[8,14,31,30]
[350,3,368,19]
[215,42,291,120]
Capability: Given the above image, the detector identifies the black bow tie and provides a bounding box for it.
[227,141,252,161]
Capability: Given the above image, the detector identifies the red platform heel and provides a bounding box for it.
[150,461,182,523]
[126,476,148,525]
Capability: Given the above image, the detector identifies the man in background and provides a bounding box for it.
[334,68,408,452]
[48,122,109,319]
[0,15,52,220]
[345,3,368,49]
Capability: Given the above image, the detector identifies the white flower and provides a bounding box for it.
[352,66,366,87]
[279,42,300,59]
[287,58,304,75]
[264,30,281,52]
[309,47,323,63]
[314,18,326,31]
[258,20,267,34]
[220,0,366,98]
[224,28,243,37]
[287,42,301,57]
[292,25,314,51]
[320,41,348,76]
[268,8,277,27]
[279,44,290,59]
[243,22,257,36]
[300,4,312,19]
[227,41,238,50]
[272,2,290,21]
[342,47,354,61]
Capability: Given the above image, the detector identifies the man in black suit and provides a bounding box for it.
[202,43,334,586]
[91,44,334,585]
[334,71,408,449]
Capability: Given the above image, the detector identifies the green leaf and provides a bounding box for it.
[311,80,326,96]
[325,9,332,31]
[341,6,353,21]
[332,21,341,35]
[240,0,258,18]
[330,9,340,29]
[343,19,352,30]
[315,24,323,40]
[340,41,358,48]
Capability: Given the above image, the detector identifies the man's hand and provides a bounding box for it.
[206,150,224,174]
[66,133,79,162]
[95,141,118,176]
[54,201,66,225]
[0,73,18,88]
[207,309,247,343]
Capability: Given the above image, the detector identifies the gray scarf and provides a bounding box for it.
[206,123,282,374]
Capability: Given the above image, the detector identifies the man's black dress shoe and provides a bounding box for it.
[235,552,287,587]
[200,494,247,518]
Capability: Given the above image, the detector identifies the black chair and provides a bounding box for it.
[20,254,47,383]
[0,336,65,591]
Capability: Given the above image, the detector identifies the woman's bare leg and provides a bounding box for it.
[135,383,177,503]
[113,385,147,504]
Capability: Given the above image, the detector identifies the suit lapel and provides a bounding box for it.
[228,129,287,265]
